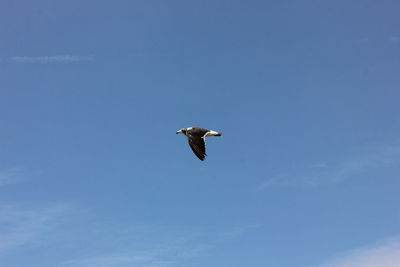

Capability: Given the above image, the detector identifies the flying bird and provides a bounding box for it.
[176,127,222,161]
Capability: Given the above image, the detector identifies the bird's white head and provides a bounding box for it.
[176,128,187,135]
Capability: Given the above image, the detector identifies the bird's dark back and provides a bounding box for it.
[188,127,208,137]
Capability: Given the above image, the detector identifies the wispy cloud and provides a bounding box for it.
[62,250,183,267]
[0,200,257,267]
[357,37,369,43]
[60,222,257,267]
[62,253,177,267]
[9,55,93,64]
[0,168,27,186]
[309,163,329,169]
[60,227,209,267]
[257,144,400,189]
[0,204,71,255]
[61,239,209,267]
[314,236,400,267]
[390,36,400,43]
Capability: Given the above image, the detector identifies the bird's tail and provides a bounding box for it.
[206,130,222,137]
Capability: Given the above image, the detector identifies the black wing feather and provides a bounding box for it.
[188,136,206,161]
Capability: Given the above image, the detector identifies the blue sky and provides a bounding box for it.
[1,1,400,266]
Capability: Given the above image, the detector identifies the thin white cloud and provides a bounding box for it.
[0,204,71,255]
[358,37,369,43]
[328,144,400,184]
[0,201,256,267]
[9,55,93,64]
[390,36,400,43]
[257,174,290,190]
[60,226,210,267]
[309,163,329,169]
[0,168,27,186]
[217,224,262,243]
[258,144,400,189]
[314,236,400,267]
[60,223,257,267]
[62,252,178,267]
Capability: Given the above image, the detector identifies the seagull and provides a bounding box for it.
[176,127,222,161]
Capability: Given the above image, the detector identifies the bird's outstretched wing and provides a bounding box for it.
[188,136,206,161]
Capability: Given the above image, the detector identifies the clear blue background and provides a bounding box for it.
[1,1,400,266]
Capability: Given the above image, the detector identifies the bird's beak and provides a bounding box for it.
[176,130,182,134]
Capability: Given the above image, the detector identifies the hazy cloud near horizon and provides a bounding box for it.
[8,55,93,63]
[314,236,400,267]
